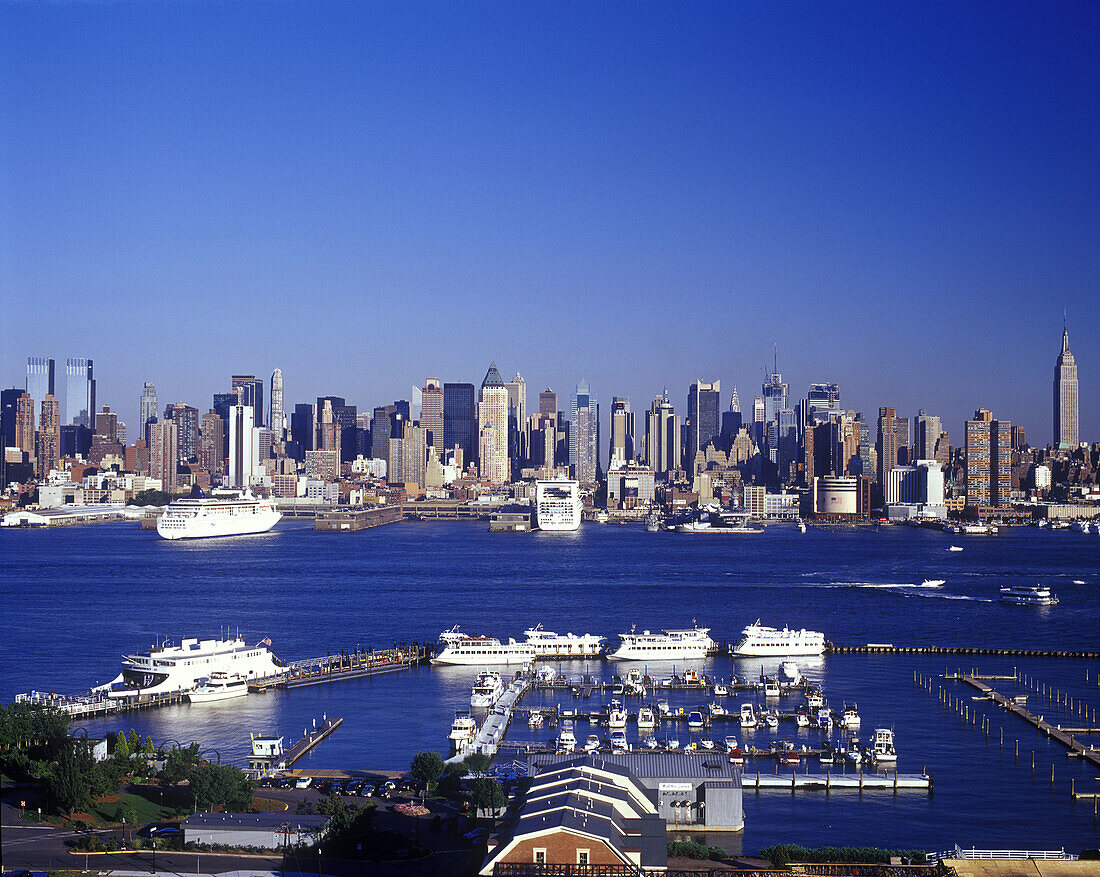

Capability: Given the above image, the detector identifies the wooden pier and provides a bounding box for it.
[826,643,1100,659]
[248,644,429,691]
[948,673,1100,769]
[283,716,343,766]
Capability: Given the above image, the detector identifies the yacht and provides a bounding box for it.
[432,626,537,665]
[584,734,601,753]
[96,634,281,699]
[1000,584,1059,606]
[817,707,833,730]
[610,730,629,752]
[558,722,577,752]
[448,713,477,750]
[841,705,861,729]
[187,672,248,703]
[535,477,582,532]
[637,705,657,729]
[740,703,757,728]
[608,702,628,729]
[470,671,505,709]
[687,710,705,731]
[805,689,823,710]
[778,661,802,684]
[523,624,605,658]
[734,621,825,656]
[871,728,898,764]
[763,677,781,698]
[608,625,717,662]
[156,489,281,540]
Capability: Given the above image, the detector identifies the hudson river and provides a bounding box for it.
[2,520,1098,853]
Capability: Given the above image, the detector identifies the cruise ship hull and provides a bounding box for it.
[157,508,282,540]
[608,646,711,662]
[432,647,536,666]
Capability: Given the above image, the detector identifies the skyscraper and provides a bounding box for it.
[231,375,264,427]
[65,358,95,427]
[1054,314,1079,449]
[290,403,314,460]
[876,406,901,486]
[608,396,634,467]
[914,410,943,461]
[478,363,509,484]
[140,382,158,445]
[420,379,444,452]
[539,389,557,418]
[0,388,22,451]
[443,383,476,468]
[965,408,1012,510]
[505,373,527,476]
[168,403,200,461]
[14,392,36,459]
[570,380,599,484]
[149,418,179,493]
[26,357,55,414]
[721,389,743,450]
[761,367,787,464]
[645,391,680,475]
[200,409,225,477]
[228,402,256,488]
[686,380,720,466]
[37,395,60,478]
[270,369,284,437]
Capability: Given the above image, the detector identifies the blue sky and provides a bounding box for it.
[2,1,1097,445]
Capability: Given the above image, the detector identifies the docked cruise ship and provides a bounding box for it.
[733,621,826,656]
[156,489,282,540]
[431,626,537,665]
[607,625,717,662]
[524,624,605,658]
[96,634,282,698]
[536,478,582,532]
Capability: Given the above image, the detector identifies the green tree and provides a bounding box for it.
[159,743,201,785]
[189,763,254,812]
[437,762,468,796]
[46,740,94,817]
[463,752,490,774]
[117,801,138,826]
[410,751,445,788]
[127,729,141,751]
[467,777,504,814]
[113,732,131,762]
[143,736,155,755]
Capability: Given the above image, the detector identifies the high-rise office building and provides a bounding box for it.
[539,389,558,418]
[914,410,943,462]
[876,406,901,486]
[166,403,199,461]
[478,363,509,484]
[270,369,284,437]
[402,423,427,486]
[443,383,476,468]
[420,379,444,452]
[14,392,36,459]
[37,395,60,477]
[721,389,743,450]
[371,404,398,461]
[140,382,159,444]
[965,408,1012,510]
[570,380,599,484]
[290,403,314,460]
[94,406,119,444]
[65,358,95,427]
[645,391,680,475]
[1054,314,1079,449]
[608,397,634,467]
[200,409,225,477]
[149,418,179,492]
[26,357,55,415]
[686,380,720,466]
[228,403,256,488]
[1,388,23,452]
[761,370,788,465]
[506,373,527,477]
[231,375,264,427]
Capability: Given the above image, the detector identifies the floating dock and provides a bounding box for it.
[742,771,931,792]
[447,678,530,764]
[249,644,428,691]
[283,717,343,766]
[314,504,403,531]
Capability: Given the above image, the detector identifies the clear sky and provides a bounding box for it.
[2,1,1097,446]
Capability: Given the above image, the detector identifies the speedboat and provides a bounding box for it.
[724,735,739,751]
[763,677,781,698]
[764,711,779,730]
[709,702,729,717]
[584,734,601,753]
[948,545,963,552]
[819,740,835,765]
[608,701,628,729]
[713,683,729,696]
[922,579,946,587]
[795,708,810,728]
[637,705,656,728]
[870,728,897,764]
[740,703,757,728]
[699,738,716,750]
[687,710,705,731]
[642,735,659,750]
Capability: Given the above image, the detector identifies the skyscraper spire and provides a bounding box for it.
[1062,310,1070,354]
[1054,312,1078,448]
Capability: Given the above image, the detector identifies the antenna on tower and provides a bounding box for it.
[773,343,777,376]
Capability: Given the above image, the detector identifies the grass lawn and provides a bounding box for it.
[87,790,179,826]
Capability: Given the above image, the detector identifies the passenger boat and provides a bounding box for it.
[608,625,717,662]
[535,477,582,531]
[871,728,897,764]
[156,489,282,540]
[523,624,605,658]
[187,671,248,703]
[637,705,656,728]
[687,710,705,731]
[448,713,477,750]
[432,626,536,665]
[740,703,757,728]
[96,633,282,699]
[734,621,825,656]
[999,584,1059,606]
[470,671,504,709]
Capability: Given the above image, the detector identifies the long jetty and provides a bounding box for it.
[825,643,1100,659]
[250,644,429,691]
[284,717,343,767]
[948,673,1100,768]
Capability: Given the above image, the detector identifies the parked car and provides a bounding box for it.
[295,776,313,789]
[138,823,183,838]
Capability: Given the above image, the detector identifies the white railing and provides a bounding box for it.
[929,846,1076,863]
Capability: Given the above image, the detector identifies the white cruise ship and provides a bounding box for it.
[96,634,282,699]
[156,489,282,540]
[431,626,537,665]
[536,478,582,532]
[733,620,825,657]
[607,625,717,662]
[524,624,605,658]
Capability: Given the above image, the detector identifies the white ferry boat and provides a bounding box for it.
[157,489,282,540]
[733,620,825,657]
[470,671,505,708]
[999,584,1059,606]
[187,671,248,703]
[431,626,536,665]
[523,624,605,658]
[608,625,717,662]
[96,634,282,699]
[535,477,582,532]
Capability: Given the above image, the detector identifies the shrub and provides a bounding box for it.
[759,845,927,867]
[667,840,725,860]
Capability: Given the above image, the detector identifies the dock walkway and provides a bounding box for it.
[283,716,343,766]
[447,678,530,764]
[950,673,1100,769]
[742,771,931,791]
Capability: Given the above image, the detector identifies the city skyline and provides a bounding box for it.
[3,3,1097,442]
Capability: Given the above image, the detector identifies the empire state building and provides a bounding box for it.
[1053,314,1078,449]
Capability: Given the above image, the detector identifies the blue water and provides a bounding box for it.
[2,520,1099,854]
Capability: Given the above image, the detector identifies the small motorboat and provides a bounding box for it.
[637,705,657,728]
[921,579,946,587]
[665,736,680,751]
[871,728,898,764]
[763,677,781,698]
[610,730,628,752]
[819,740,835,765]
[528,710,545,728]
[796,708,810,728]
[709,702,729,717]
[713,683,729,696]
[699,738,716,750]
[740,703,757,728]
[728,746,744,766]
[724,735,739,751]
[584,734,601,753]
[841,704,861,729]
[782,742,800,765]
[948,546,963,552]
[657,699,671,715]
[764,711,779,730]
[642,735,659,750]
[687,710,705,731]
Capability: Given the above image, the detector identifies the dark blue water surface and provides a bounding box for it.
[2,520,1099,854]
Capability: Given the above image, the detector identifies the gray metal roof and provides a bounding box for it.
[531,751,735,781]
